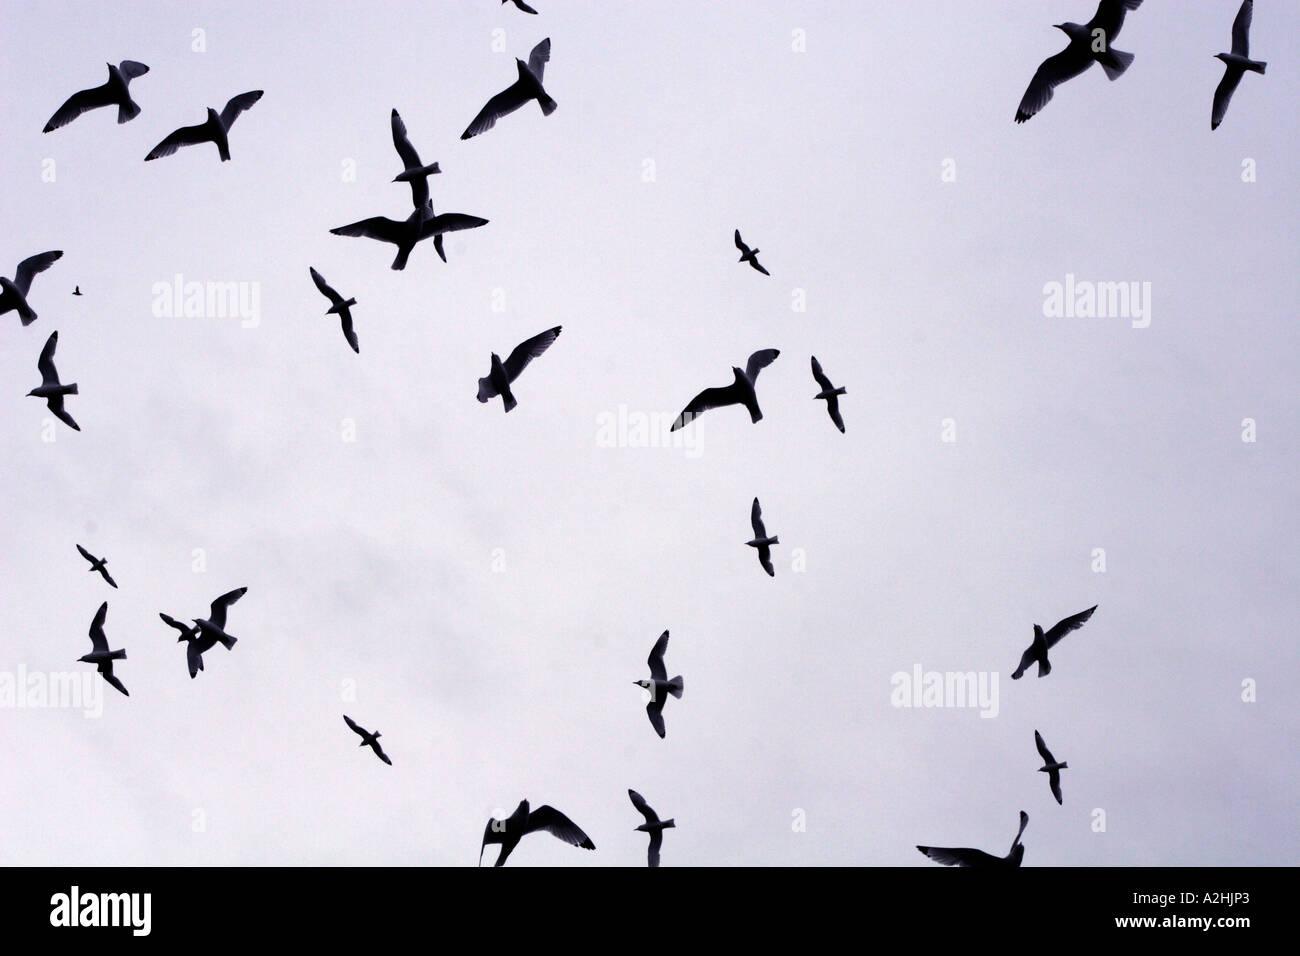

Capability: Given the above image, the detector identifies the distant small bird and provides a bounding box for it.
[734,230,769,276]
[746,497,779,577]
[462,38,556,140]
[628,789,675,868]
[72,286,82,296]
[144,91,264,162]
[670,348,780,431]
[479,799,595,866]
[27,331,80,431]
[44,60,150,132]
[330,201,488,271]
[1034,730,1068,805]
[0,250,63,326]
[810,356,846,433]
[1011,605,1097,679]
[190,587,247,658]
[1212,0,1266,131]
[343,715,392,765]
[308,268,359,354]
[76,544,117,589]
[79,602,128,697]
[1015,0,1143,123]
[917,811,1028,867]
[633,630,684,739]
[503,0,540,14]
[389,109,447,263]
[476,326,562,412]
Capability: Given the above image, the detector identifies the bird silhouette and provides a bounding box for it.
[628,789,675,867]
[190,587,246,660]
[634,630,684,739]
[1035,730,1068,805]
[72,286,82,296]
[1011,605,1097,679]
[309,268,359,354]
[389,109,448,263]
[1212,0,1266,131]
[44,61,150,132]
[476,326,562,412]
[330,201,488,271]
[810,356,846,433]
[746,497,780,577]
[479,799,595,866]
[917,811,1028,867]
[462,38,556,139]
[27,331,79,432]
[79,602,128,697]
[734,230,769,276]
[343,715,392,765]
[1015,0,1143,123]
[503,0,539,14]
[145,91,263,162]
[1,251,63,326]
[670,348,779,431]
[159,612,209,679]
[76,545,117,589]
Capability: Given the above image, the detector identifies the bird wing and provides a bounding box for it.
[734,229,750,254]
[647,630,669,681]
[1211,68,1243,130]
[1049,772,1063,805]
[671,384,742,430]
[145,121,212,160]
[647,829,663,868]
[513,0,540,13]
[14,251,63,296]
[88,601,109,652]
[757,544,774,577]
[390,108,422,169]
[208,587,247,630]
[76,543,95,564]
[525,805,595,849]
[1011,810,1030,851]
[810,355,833,391]
[1011,642,1038,679]
[916,845,999,867]
[1231,0,1252,56]
[750,497,767,538]
[628,789,659,825]
[330,216,406,244]
[1034,730,1055,764]
[159,612,192,637]
[187,639,203,678]
[309,267,344,307]
[749,259,770,277]
[826,397,845,433]
[43,84,114,132]
[745,348,780,383]
[501,326,562,382]
[461,82,531,139]
[418,213,489,238]
[48,398,79,431]
[119,60,150,80]
[101,671,129,697]
[343,714,366,738]
[373,743,392,765]
[1015,47,1093,123]
[1043,605,1097,647]
[528,38,551,82]
[1086,0,1143,40]
[37,331,61,385]
[340,312,359,354]
[219,90,264,130]
[102,569,118,589]
[646,698,667,738]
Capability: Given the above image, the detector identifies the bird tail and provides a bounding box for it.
[117,98,142,124]
[434,234,447,263]
[218,634,237,650]
[668,676,684,699]
[1097,47,1134,81]
[538,94,557,117]
[61,383,79,396]
[1249,60,1267,75]
[107,649,127,661]
[18,302,37,326]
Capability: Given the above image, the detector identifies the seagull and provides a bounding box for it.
[746,497,779,577]
[1014,0,1143,123]
[633,630,684,739]
[72,286,83,296]
[1035,730,1068,805]
[503,0,540,14]
[0,251,63,326]
[308,268,359,354]
[144,91,264,162]
[78,602,128,697]
[190,587,247,658]
[343,715,392,765]
[670,348,779,431]
[628,789,675,868]
[461,38,556,140]
[43,60,150,132]
[159,612,209,679]
[734,230,769,276]
[479,799,595,866]
[76,545,118,589]
[330,201,488,271]
[476,326,562,412]
[1212,0,1266,131]
[917,811,1028,867]
[389,109,447,263]
[27,331,79,432]
[810,356,846,433]
[1011,605,1097,679]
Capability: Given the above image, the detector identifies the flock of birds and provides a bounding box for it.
[11,0,1272,866]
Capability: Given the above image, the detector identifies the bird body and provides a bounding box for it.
[44,60,150,132]
[27,331,80,431]
[476,326,562,411]
[76,545,118,589]
[343,715,392,765]
[1,251,63,326]
[145,91,263,162]
[79,602,128,697]
[671,349,779,431]
[461,39,556,140]
[1212,1,1266,130]
[479,799,595,866]
[917,811,1028,867]
[1011,605,1097,679]
[628,789,674,867]
[634,630,684,738]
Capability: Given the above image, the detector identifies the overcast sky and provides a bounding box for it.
[1,0,1296,866]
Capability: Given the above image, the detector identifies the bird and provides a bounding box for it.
[746,497,779,577]
[633,630,684,739]
[1014,0,1143,123]
[78,602,128,697]
[476,326,562,412]
[389,109,447,263]
[1035,730,1068,805]
[308,267,359,354]
[330,202,488,271]
[76,545,118,589]
[1212,0,1266,131]
[479,799,595,866]
[144,91,263,162]
[461,38,556,139]
[159,612,210,679]
[810,356,846,433]
[670,348,779,431]
[917,811,1028,867]
[1011,605,1097,679]
[0,251,63,326]
[72,286,82,296]
[628,789,675,867]
[190,587,247,658]
[503,0,540,14]
[734,230,769,276]
[343,715,392,765]
[43,60,150,132]
[27,331,80,432]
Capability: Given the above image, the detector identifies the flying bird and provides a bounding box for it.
[72,286,83,296]
[27,331,80,431]
[389,109,448,263]
[810,356,846,433]
[1014,0,1143,123]
[76,545,117,589]
[746,497,779,577]
[1011,605,1097,679]
[633,630,684,739]
[476,326,562,412]
[1034,730,1068,805]
[144,90,263,162]
[1212,0,1266,131]
[79,602,128,697]
[159,612,210,679]
[917,811,1028,867]
[479,799,595,866]
[190,587,247,659]
[308,267,359,354]
[461,38,556,139]
[0,251,63,326]
[503,0,540,14]
[44,60,150,132]
[330,201,488,271]
[343,715,392,765]
[628,789,675,868]
[670,348,779,431]
[734,230,769,276]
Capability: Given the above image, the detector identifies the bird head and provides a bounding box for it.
[634,679,650,690]
[732,366,747,383]
[1214,53,1230,63]
[206,107,220,122]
